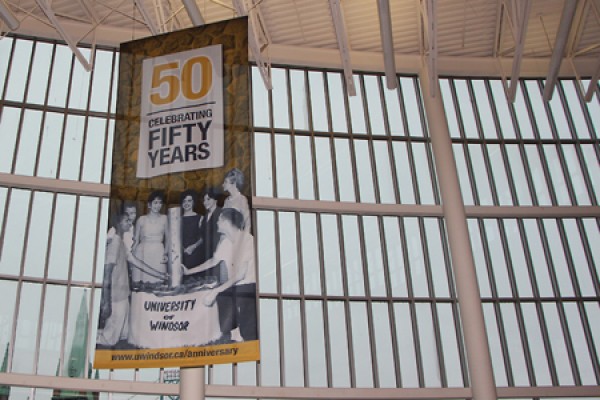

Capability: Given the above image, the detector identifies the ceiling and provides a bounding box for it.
[2,0,600,84]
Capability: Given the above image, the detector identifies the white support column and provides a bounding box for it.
[419,66,497,400]
[180,367,205,400]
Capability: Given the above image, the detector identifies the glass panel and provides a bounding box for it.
[437,303,464,387]
[328,301,350,387]
[252,67,269,128]
[371,302,396,388]
[542,145,571,205]
[0,189,31,276]
[0,280,18,357]
[392,142,416,204]
[542,302,575,385]
[363,75,385,135]
[472,80,499,139]
[349,302,373,387]
[502,219,534,297]
[562,144,592,205]
[300,213,322,296]
[256,210,276,293]
[0,107,20,173]
[484,219,513,297]
[523,219,556,297]
[274,134,294,198]
[383,217,408,297]
[400,77,424,137]
[542,220,575,297]
[548,87,573,139]
[354,139,375,203]
[521,303,552,385]
[334,137,356,202]
[468,219,492,298]
[5,39,32,102]
[37,285,67,376]
[424,219,450,298]
[412,142,436,204]
[523,144,552,205]
[328,72,346,133]
[500,303,530,385]
[279,212,299,295]
[23,192,54,278]
[271,68,289,130]
[348,75,367,135]
[482,303,508,386]
[295,135,315,200]
[81,117,108,183]
[68,48,92,110]
[14,110,43,176]
[47,194,77,280]
[0,37,13,99]
[341,215,365,297]
[305,300,327,387]
[455,79,479,139]
[47,45,72,108]
[452,144,475,205]
[440,79,461,139]
[254,133,273,197]
[37,112,65,179]
[282,300,304,386]
[489,80,517,139]
[405,218,428,297]
[310,71,330,133]
[314,137,335,201]
[259,298,280,386]
[393,303,419,387]
[562,219,596,296]
[12,282,42,374]
[525,80,552,139]
[487,144,513,205]
[561,81,590,139]
[382,77,406,136]
[467,144,493,205]
[505,144,533,205]
[61,288,92,378]
[27,42,53,105]
[373,141,396,204]
[580,145,599,200]
[89,49,114,113]
[513,84,534,139]
[290,69,309,131]
[363,216,386,297]
[59,115,85,181]
[415,303,441,387]
[321,214,344,296]
[563,302,596,385]
[71,196,99,282]
[103,119,115,184]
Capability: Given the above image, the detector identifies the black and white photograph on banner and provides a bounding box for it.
[95,167,256,352]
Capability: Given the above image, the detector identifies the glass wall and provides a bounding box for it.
[0,34,598,399]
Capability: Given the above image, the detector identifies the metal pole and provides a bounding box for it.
[419,65,497,400]
[180,367,205,400]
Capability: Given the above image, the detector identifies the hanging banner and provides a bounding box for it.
[93,17,258,369]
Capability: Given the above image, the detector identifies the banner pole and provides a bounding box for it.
[180,367,205,400]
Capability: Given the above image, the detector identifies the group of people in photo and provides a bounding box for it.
[96,168,257,349]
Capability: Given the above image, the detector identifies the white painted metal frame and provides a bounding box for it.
[0,0,19,30]
[377,0,397,90]
[182,0,204,26]
[417,0,437,97]
[328,0,356,96]
[134,0,159,35]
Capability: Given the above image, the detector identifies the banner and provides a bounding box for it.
[93,17,258,369]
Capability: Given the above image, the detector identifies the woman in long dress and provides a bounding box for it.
[131,190,168,284]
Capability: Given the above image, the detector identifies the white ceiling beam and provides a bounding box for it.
[328,0,356,96]
[134,0,159,35]
[418,0,437,97]
[377,0,397,90]
[502,0,532,102]
[76,0,99,23]
[543,0,578,101]
[233,0,272,90]
[0,0,19,31]
[34,0,92,71]
[182,0,204,25]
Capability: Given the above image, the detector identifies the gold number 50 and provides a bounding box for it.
[150,56,213,106]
